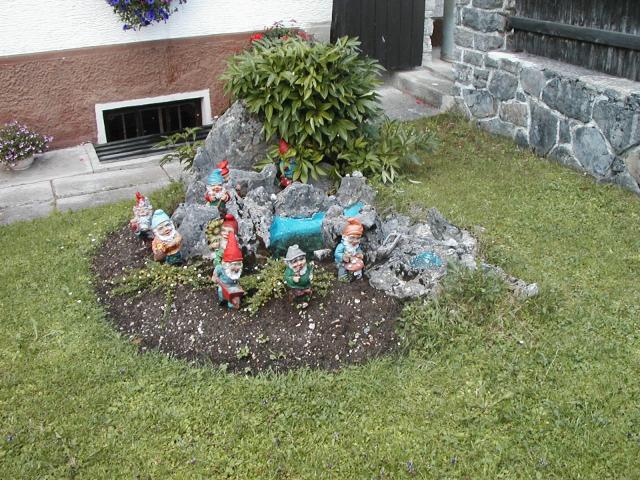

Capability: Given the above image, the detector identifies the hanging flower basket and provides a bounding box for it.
[106,0,188,31]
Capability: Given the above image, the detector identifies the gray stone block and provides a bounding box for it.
[529,101,558,155]
[488,70,518,100]
[477,117,515,138]
[520,67,545,98]
[461,7,506,32]
[500,58,521,74]
[623,144,640,185]
[474,32,504,51]
[572,127,615,177]
[463,89,497,118]
[463,49,484,66]
[472,0,503,8]
[514,128,529,148]
[549,145,582,171]
[558,119,571,145]
[473,68,490,88]
[611,171,640,195]
[499,102,528,127]
[484,55,500,69]
[516,91,526,102]
[541,78,594,123]
[454,27,474,48]
[454,63,474,84]
[592,98,640,154]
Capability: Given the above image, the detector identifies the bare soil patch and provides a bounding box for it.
[93,225,402,374]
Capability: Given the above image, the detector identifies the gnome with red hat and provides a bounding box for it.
[334,218,365,281]
[206,213,239,267]
[213,231,244,309]
[129,192,154,242]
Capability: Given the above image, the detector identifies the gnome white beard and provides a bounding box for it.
[223,264,242,281]
[156,228,177,243]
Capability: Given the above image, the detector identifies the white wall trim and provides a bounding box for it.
[95,89,212,144]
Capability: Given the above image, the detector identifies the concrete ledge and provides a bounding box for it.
[0,202,55,225]
[0,181,53,209]
[56,181,170,212]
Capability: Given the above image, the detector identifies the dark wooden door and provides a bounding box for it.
[331,0,425,70]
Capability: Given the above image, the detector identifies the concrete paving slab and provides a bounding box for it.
[377,85,440,121]
[0,181,53,209]
[56,181,171,212]
[0,146,92,188]
[52,165,169,199]
[0,202,55,225]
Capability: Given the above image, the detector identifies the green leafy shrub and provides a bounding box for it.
[154,127,203,172]
[222,36,383,182]
[338,118,438,183]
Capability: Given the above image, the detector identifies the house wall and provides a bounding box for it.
[0,0,332,149]
[451,0,640,195]
[1,0,332,56]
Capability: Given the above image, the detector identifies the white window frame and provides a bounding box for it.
[94,89,212,144]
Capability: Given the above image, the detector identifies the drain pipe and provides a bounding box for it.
[441,0,456,62]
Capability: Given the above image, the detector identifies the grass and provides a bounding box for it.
[1,116,640,478]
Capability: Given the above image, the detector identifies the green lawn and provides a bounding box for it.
[2,115,639,479]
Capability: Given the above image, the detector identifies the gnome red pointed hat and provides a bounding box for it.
[222,213,238,233]
[217,159,229,176]
[222,231,243,263]
[135,191,145,205]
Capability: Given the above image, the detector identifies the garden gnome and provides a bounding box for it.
[213,231,244,309]
[129,192,154,242]
[284,244,313,308]
[334,218,365,281]
[212,214,239,266]
[216,159,230,182]
[150,209,183,265]
[204,168,230,213]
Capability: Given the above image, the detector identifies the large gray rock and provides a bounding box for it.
[488,70,518,100]
[472,0,503,8]
[336,171,376,207]
[529,101,558,155]
[541,78,595,123]
[592,97,640,154]
[520,67,545,98]
[477,117,515,138]
[174,204,220,260]
[572,127,615,177]
[623,144,640,186]
[549,145,582,171]
[461,7,506,32]
[239,186,275,252]
[194,101,268,179]
[463,49,484,66]
[455,27,474,48]
[185,180,206,205]
[274,183,336,218]
[454,64,474,84]
[463,89,496,118]
[229,164,278,197]
[474,32,504,51]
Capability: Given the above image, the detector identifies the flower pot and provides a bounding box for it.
[9,155,35,171]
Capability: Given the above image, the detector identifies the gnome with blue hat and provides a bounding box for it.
[150,209,183,265]
[204,168,230,213]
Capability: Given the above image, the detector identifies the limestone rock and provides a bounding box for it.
[549,145,582,171]
[241,186,275,250]
[274,183,336,218]
[499,102,528,127]
[520,67,545,98]
[572,127,615,177]
[541,78,595,123]
[185,180,206,206]
[229,164,278,197]
[336,172,376,207]
[174,204,220,260]
[194,101,268,180]
[477,117,515,138]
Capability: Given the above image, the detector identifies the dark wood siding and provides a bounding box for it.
[331,0,425,70]
[513,0,640,81]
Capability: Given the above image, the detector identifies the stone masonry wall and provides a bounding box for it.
[451,0,640,194]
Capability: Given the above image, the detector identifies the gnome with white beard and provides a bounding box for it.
[129,192,154,243]
[150,209,183,265]
[213,231,244,309]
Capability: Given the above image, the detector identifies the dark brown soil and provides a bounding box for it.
[93,225,403,374]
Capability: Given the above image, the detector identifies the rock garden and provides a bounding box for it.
[93,33,537,374]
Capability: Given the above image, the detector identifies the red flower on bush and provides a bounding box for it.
[279,139,289,155]
[250,33,264,42]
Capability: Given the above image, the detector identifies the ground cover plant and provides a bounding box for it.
[2,115,640,478]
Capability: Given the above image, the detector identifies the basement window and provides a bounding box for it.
[103,98,203,142]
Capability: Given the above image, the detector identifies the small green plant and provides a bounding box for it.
[154,127,203,172]
[222,36,383,182]
[240,259,334,315]
[236,345,251,360]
